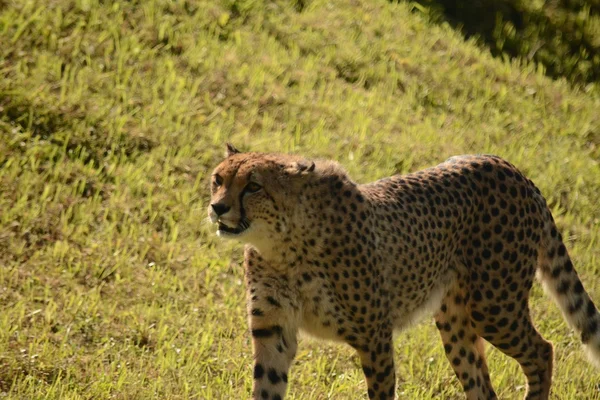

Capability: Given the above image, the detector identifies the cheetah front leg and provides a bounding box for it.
[245,248,300,400]
[249,318,297,400]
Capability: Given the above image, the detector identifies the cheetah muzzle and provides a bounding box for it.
[208,144,600,400]
[216,218,250,236]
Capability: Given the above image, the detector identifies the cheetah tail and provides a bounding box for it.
[537,222,600,368]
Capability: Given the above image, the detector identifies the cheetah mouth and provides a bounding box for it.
[217,220,250,236]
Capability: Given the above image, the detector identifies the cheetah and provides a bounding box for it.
[208,144,600,400]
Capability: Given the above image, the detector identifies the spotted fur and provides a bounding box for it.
[208,146,600,400]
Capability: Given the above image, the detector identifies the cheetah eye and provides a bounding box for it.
[245,182,262,193]
[213,174,223,187]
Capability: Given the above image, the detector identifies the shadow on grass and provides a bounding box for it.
[0,92,155,166]
[400,0,600,86]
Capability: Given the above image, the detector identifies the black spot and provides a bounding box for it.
[254,364,265,379]
[557,280,570,294]
[587,301,597,318]
[468,352,475,364]
[345,335,358,343]
[267,296,281,307]
[376,365,393,383]
[551,267,562,278]
[252,308,264,316]
[268,368,281,384]
[586,320,599,337]
[505,230,515,243]
[481,271,489,282]
[463,379,474,391]
[564,260,574,272]
[484,325,498,334]
[252,328,275,338]
[493,242,503,253]
[568,298,584,313]
[471,311,485,321]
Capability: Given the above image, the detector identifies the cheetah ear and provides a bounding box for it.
[225,143,241,157]
[285,160,316,175]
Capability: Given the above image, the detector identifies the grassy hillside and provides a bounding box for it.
[411,0,600,86]
[1,0,599,398]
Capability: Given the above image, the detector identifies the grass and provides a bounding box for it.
[410,0,600,85]
[0,0,599,398]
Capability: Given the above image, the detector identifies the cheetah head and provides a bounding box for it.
[208,144,315,251]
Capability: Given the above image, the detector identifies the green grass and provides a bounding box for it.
[1,0,599,398]
[411,0,600,86]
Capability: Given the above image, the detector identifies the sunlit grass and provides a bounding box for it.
[0,0,599,398]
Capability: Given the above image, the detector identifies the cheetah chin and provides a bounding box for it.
[208,143,600,400]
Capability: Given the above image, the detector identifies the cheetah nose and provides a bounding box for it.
[211,203,231,216]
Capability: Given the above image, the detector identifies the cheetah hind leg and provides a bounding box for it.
[435,285,498,400]
[467,254,553,400]
[355,327,396,400]
[471,303,553,400]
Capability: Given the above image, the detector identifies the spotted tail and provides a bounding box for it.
[537,220,600,367]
